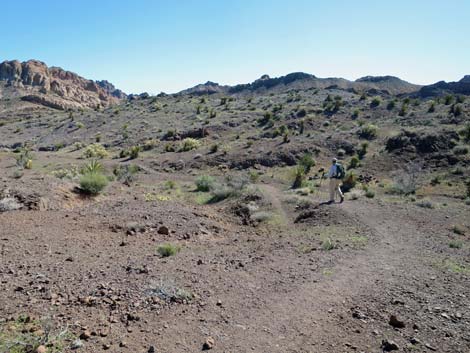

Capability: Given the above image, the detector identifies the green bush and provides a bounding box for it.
[459,124,470,143]
[349,156,360,169]
[299,153,316,173]
[15,148,33,169]
[83,143,109,159]
[357,142,368,160]
[195,175,215,192]
[453,145,469,155]
[387,100,396,110]
[113,164,139,185]
[210,144,219,153]
[292,165,306,189]
[180,138,201,152]
[428,101,436,113]
[370,97,381,108]
[358,124,378,140]
[208,175,249,203]
[79,172,108,195]
[398,103,407,116]
[365,190,375,198]
[129,145,141,159]
[157,243,181,257]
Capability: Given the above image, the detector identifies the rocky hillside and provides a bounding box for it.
[180,72,422,96]
[0,59,126,110]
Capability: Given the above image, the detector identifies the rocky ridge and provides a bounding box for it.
[0,59,126,110]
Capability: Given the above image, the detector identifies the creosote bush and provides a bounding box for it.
[79,172,108,195]
[83,143,109,159]
[358,124,378,140]
[180,138,201,152]
[195,175,215,192]
[157,243,181,257]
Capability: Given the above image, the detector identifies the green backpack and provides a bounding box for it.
[335,163,345,179]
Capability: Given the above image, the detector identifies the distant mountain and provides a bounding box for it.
[179,72,421,96]
[0,59,126,110]
[418,76,470,97]
[178,81,228,96]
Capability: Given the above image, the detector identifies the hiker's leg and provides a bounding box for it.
[329,179,335,201]
[337,181,344,198]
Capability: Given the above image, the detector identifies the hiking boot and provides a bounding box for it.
[340,196,344,203]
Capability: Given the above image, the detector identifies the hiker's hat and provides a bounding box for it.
[332,158,337,163]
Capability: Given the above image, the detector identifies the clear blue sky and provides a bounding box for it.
[1,0,469,94]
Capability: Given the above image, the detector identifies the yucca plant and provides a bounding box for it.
[81,159,103,174]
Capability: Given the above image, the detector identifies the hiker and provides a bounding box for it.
[327,158,344,203]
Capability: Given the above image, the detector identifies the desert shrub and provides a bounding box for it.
[148,280,193,303]
[365,190,375,198]
[157,243,181,257]
[79,172,108,195]
[357,142,368,160]
[299,153,316,173]
[209,175,249,202]
[258,112,273,126]
[291,165,306,189]
[210,144,218,153]
[142,139,158,151]
[428,101,436,113]
[386,163,420,195]
[180,138,201,152]
[352,109,360,119]
[358,124,378,140]
[387,100,396,110]
[15,148,33,169]
[195,175,215,192]
[83,143,108,159]
[416,199,434,209]
[283,132,290,143]
[113,164,139,185]
[449,240,463,249]
[453,104,463,116]
[297,108,307,118]
[76,122,85,129]
[349,156,360,169]
[72,142,85,151]
[453,145,469,155]
[398,103,407,116]
[459,124,470,143]
[299,120,305,134]
[444,94,454,105]
[129,145,141,159]
[249,170,260,183]
[251,211,273,223]
[452,225,465,235]
[370,97,381,108]
[321,238,337,251]
[164,143,175,152]
[341,172,357,193]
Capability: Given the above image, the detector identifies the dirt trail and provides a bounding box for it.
[212,189,466,352]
